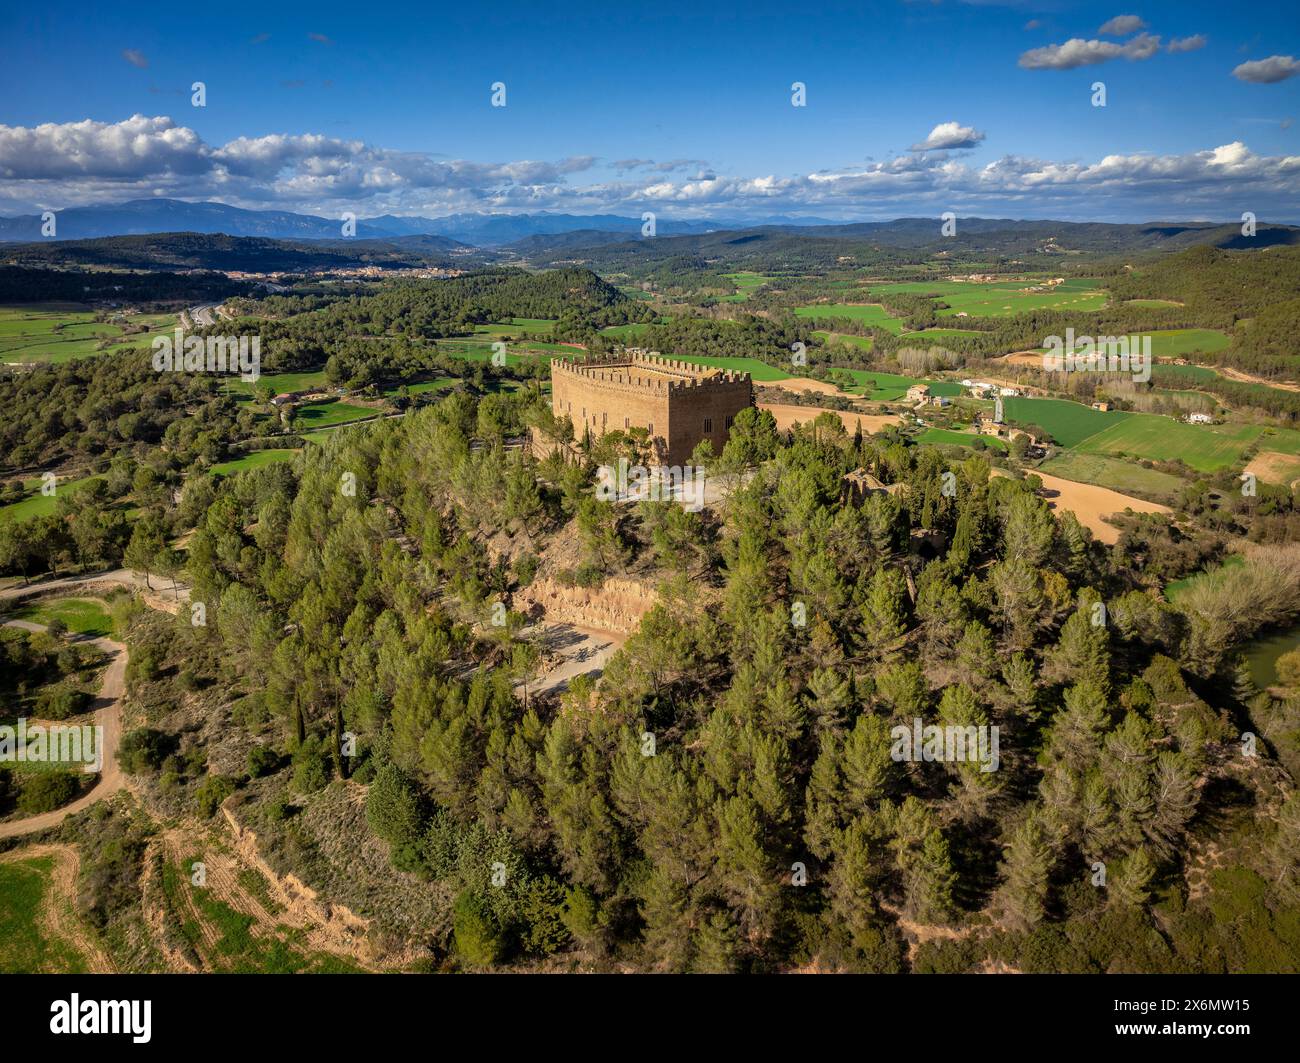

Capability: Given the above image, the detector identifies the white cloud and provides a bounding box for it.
[1,115,1298,224]
[1020,33,1161,70]
[911,122,986,151]
[1234,56,1300,84]
[121,49,148,69]
[1167,35,1207,54]
[1098,15,1147,37]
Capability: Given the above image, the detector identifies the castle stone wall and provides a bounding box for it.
[550,356,753,464]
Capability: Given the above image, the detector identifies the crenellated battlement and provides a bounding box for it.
[547,353,754,465]
[550,355,750,394]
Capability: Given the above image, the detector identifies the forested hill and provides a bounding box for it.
[282,268,652,335]
[0,265,253,305]
[514,219,1300,272]
[0,232,463,272]
[1109,245,1300,378]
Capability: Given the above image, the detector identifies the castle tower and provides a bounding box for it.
[546,355,754,464]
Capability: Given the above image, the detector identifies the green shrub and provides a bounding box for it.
[17,770,79,813]
[117,728,176,774]
[246,744,281,779]
[290,735,331,794]
[452,890,506,967]
[194,774,236,818]
[35,686,91,721]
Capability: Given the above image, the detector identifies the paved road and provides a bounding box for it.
[0,619,127,839]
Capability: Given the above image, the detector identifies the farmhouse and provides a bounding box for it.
[545,355,753,465]
[906,384,931,404]
[1186,413,1214,424]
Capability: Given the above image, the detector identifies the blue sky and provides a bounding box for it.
[1,0,1298,222]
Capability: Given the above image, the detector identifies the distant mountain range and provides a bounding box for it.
[0,199,743,246]
[2,200,1297,273]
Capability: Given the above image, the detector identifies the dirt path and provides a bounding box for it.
[758,402,902,435]
[0,566,188,613]
[525,623,625,697]
[0,620,128,839]
[1030,471,1171,545]
[1218,365,1300,394]
[0,842,116,972]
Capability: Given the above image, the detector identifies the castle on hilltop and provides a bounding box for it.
[546,355,754,465]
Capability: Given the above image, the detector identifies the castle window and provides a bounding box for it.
[725,415,734,430]
[703,417,713,433]
[648,422,654,434]
[624,417,629,428]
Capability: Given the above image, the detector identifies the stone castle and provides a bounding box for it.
[547,355,753,464]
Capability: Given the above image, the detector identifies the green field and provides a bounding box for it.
[1144,329,1232,358]
[211,449,299,476]
[870,277,1106,319]
[382,376,459,397]
[9,596,114,638]
[916,428,1008,451]
[835,371,965,402]
[229,370,329,397]
[0,305,177,365]
[1075,416,1265,473]
[1038,451,1187,500]
[813,330,874,352]
[721,272,773,302]
[1155,362,1220,383]
[472,319,557,336]
[0,856,89,973]
[0,475,102,523]
[908,328,984,342]
[794,303,904,334]
[1256,428,1300,456]
[599,323,653,341]
[291,401,377,429]
[1000,397,1130,448]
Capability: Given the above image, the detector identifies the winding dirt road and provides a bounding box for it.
[0,605,130,839]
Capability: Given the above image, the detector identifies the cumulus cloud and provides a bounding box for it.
[1,115,1297,224]
[911,122,986,151]
[1019,32,1161,70]
[307,32,333,45]
[1024,20,1041,31]
[1167,35,1206,54]
[1098,15,1147,36]
[121,49,148,69]
[1234,56,1300,84]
